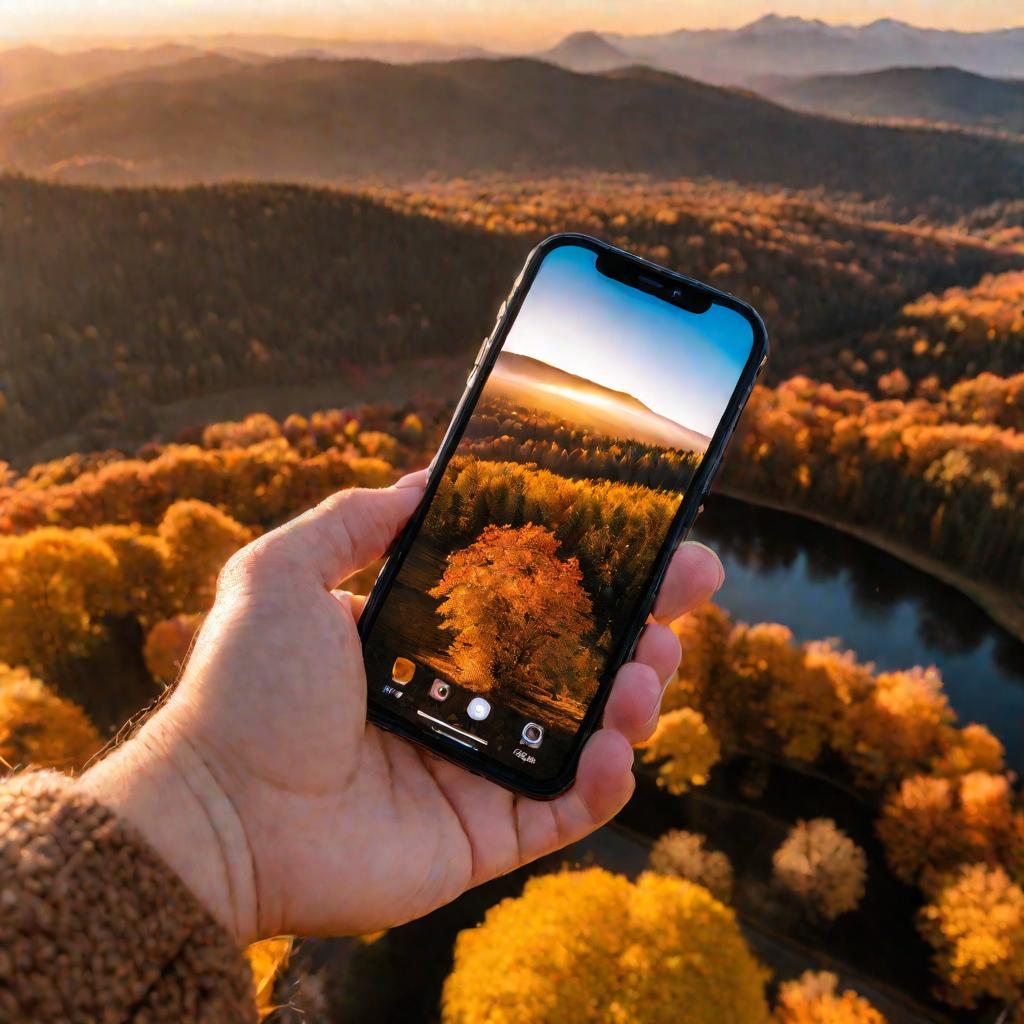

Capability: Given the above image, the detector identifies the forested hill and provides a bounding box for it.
[1,57,1023,213]
[0,177,524,459]
[2,175,1020,462]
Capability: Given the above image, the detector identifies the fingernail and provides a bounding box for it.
[395,468,429,489]
[684,540,725,591]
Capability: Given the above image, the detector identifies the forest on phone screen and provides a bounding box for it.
[2,7,1024,1021]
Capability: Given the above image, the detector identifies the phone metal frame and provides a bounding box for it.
[358,233,769,799]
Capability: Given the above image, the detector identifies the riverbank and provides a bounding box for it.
[716,485,1024,641]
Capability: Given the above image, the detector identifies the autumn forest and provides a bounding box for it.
[1,32,1024,1024]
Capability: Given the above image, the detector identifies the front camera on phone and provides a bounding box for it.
[429,679,451,701]
[521,722,544,748]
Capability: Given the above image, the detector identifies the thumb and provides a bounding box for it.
[266,469,427,589]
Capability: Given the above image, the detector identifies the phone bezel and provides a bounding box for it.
[358,232,769,799]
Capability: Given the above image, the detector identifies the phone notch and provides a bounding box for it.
[596,251,712,314]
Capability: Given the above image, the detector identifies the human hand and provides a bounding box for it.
[82,472,724,944]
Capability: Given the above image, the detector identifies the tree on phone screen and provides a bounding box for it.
[430,524,598,701]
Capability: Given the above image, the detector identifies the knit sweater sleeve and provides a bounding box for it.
[0,771,256,1023]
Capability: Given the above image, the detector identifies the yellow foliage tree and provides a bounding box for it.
[158,500,252,615]
[94,524,171,624]
[666,602,733,714]
[649,830,734,902]
[442,868,772,1024]
[919,864,1024,1009]
[642,708,721,794]
[774,971,887,1024]
[0,663,102,771]
[772,819,867,921]
[0,527,119,677]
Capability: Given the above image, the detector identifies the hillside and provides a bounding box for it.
[491,352,711,451]
[0,44,217,106]
[763,66,1024,134]
[1,58,1022,213]
[0,177,524,458]
[3,174,1019,463]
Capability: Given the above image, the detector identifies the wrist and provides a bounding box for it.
[81,717,259,946]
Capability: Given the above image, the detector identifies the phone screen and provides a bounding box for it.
[362,240,756,788]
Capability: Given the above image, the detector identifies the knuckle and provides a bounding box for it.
[219,536,276,586]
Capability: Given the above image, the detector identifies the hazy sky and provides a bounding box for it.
[2,1,1020,48]
[501,243,752,438]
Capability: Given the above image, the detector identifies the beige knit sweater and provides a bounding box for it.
[0,771,256,1022]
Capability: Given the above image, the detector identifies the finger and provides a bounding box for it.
[508,729,635,878]
[633,622,682,687]
[259,469,427,589]
[332,591,367,620]
[652,541,724,624]
[602,662,662,745]
[568,728,636,824]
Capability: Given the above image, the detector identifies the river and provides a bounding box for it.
[691,494,1024,772]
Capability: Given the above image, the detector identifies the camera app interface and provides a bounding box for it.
[363,243,754,780]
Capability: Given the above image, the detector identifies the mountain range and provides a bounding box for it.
[2,15,1022,108]
[553,16,1024,84]
[760,66,1024,134]
[1,57,1020,213]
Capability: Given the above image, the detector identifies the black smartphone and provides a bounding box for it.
[359,234,767,798]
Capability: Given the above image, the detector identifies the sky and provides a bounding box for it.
[500,243,752,438]
[2,1,1020,48]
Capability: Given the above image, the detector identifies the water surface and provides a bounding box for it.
[692,494,1024,770]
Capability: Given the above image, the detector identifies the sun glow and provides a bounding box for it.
[531,381,628,415]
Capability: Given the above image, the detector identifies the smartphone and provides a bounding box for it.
[359,234,767,798]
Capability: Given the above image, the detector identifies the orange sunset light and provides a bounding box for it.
[2,1,1021,47]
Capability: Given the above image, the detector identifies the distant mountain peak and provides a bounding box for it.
[740,14,831,34]
[561,30,614,46]
[539,31,628,72]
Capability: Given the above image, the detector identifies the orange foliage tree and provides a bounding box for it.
[877,771,1022,887]
[663,602,1003,798]
[430,524,597,701]
[844,668,955,789]
[772,819,867,922]
[931,723,1006,779]
[144,613,206,685]
[649,830,734,903]
[774,971,887,1024]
